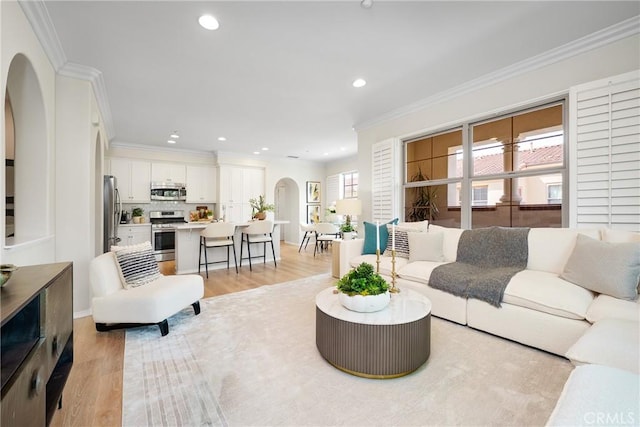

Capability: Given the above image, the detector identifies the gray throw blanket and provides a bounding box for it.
[429,227,530,307]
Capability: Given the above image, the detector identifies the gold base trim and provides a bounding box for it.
[326,360,417,379]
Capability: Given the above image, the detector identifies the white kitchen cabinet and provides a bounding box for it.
[110,158,151,202]
[218,166,265,222]
[186,165,217,203]
[117,224,151,246]
[151,162,186,184]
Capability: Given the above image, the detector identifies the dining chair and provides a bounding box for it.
[314,222,340,257]
[240,220,276,270]
[198,222,238,277]
[299,222,316,252]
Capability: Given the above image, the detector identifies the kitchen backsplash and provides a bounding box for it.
[122,202,216,222]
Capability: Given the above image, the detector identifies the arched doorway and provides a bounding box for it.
[274,178,299,245]
[4,54,48,244]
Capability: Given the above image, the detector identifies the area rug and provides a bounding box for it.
[122,273,572,426]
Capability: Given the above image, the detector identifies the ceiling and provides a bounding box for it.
[42,1,639,162]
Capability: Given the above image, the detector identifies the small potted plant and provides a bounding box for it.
[249,195,275,220]
[206,209,214,220]
[131,207,144,224]
[340,221,356,240]
[336,262,390,312]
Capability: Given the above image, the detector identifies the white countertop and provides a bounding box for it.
[175,220,289,230]
[118,222,151,227]
[315,286,432,325]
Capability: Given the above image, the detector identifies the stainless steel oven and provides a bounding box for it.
[150,210,186,261]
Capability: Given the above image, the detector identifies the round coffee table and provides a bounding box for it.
[315,287,432,379]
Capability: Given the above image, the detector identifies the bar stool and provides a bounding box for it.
[240,220,276,271]
[313,222,340,256]
[199,222,238,277]
[298,222,316,252]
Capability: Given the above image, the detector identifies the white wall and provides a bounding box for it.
[55,75,105,316]
[356,35,640,223]
[1,1,57,265]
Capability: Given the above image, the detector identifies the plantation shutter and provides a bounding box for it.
[372,138,401,222]
[569,70,640,231]
[326,174,340,207]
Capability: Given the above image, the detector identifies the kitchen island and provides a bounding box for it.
[174,220,289,274]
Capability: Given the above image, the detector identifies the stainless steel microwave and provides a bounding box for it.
[150,182,187,201]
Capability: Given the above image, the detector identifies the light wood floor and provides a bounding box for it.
[50,242,332,427]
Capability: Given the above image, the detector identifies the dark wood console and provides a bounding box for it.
[1,262,73,426]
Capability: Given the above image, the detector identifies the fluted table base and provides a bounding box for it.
[316,306,431,379]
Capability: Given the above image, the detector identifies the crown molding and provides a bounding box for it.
[110,141,217,157]
[355,15,640,132]
[18,0,66,70]
[18,0,115,141]
[58,63,116,139]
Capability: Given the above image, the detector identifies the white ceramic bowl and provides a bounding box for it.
[338,291,390,313]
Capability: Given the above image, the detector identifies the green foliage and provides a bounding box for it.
[132,207,144,217]
[249,195,275,213]
[337,262,389,296]
[340,223,354,233]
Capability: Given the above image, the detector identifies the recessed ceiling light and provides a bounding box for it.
[167,140,176,144]
[170,132,179,139]
[340,147,346,151]
[199,14,219,31]
[262,147,269,151]
[323,152,329,156]
[218,137,226,141]
[253,151,260,155]
[352,78,367,88]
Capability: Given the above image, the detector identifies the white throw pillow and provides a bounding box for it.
[111,241,161,289]
[408,232,444,262]
[561,234,640,300]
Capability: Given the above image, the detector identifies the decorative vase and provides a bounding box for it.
[338,291,390,313]
[254,212,267,220]
[132,216,142,224]
[342,231,355,240]
[0,264,18,287]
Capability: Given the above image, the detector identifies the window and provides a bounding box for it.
[472,186,488,206]
[547,184,562,204]
[404,101,565,229]
[342,171,358,199]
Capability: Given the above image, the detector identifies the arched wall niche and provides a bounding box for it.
[5,53,48,244]
[274,177,300,244]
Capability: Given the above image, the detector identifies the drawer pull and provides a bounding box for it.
[52,335,59,357]
[30,369,42,397]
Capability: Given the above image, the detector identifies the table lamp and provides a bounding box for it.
[336,199,362,234]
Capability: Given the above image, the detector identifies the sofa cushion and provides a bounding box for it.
[560,234,640,300]
[362,219,398,255]
[349,254,409,277]
[527,228,601,275]
[91,274,204,324]
[546,364,640,426]
[112,241,161,289]
[602,228,640,243]
[503,270,594,320]
[586,294,640,323]
[408,232,444,262]
[396,220,430,232]
[565,318,640,374]
[397,260,448,285]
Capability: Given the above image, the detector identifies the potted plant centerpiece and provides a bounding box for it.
[249,195,275,220]
[336,262,390,312]
[131,207,144,224]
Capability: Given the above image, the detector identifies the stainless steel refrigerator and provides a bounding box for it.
[103,175,122,252]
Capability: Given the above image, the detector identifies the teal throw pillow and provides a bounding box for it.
[362,219,398,255]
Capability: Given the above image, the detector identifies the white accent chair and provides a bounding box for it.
[199,222,238,276]
[314,222,340,257]
[90,251,204,336]
[240,220,276,270]
[299,222,316,252]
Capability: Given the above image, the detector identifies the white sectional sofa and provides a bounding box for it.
[338,224,640,358]
[339,224,640,423]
